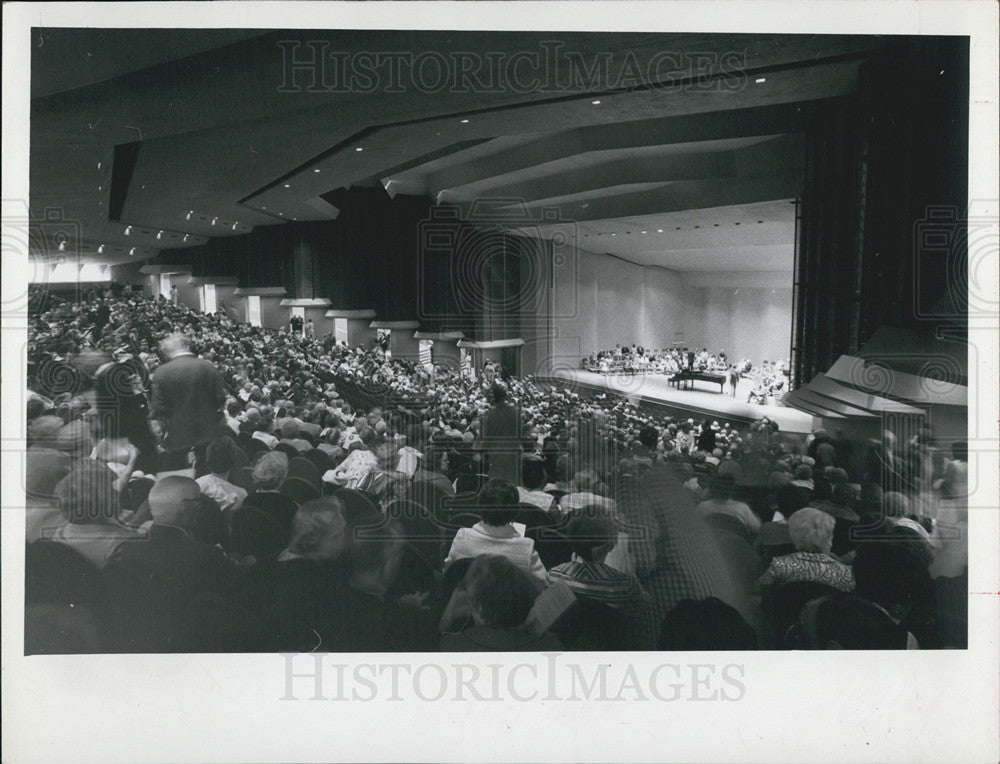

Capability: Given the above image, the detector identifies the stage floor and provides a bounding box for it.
[548,369,816,434]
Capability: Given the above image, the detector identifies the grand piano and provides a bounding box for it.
[668,368,727,393]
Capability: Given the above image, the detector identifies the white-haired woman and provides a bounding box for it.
[758,507,855,592]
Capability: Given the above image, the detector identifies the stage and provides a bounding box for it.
[543,369,816,435]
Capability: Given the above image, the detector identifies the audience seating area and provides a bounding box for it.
[22,287,968,653]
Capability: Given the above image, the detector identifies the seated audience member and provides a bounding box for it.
[791,593,912,649]
[852,541,932,649]
[549,508,643,604]
[658,597,759,651]
[444,479,549,587]
[49,462,139,569]
[244,497,351,651]
[327,442,380,490]
[696,474,761,536]
[196,437,248,515]
[440,555,562,651]
[543,454,574,494]
[411,445,456,496]
[107,476,244,651]
[329,509,439,651]
[518,455,555,512]
[560,468,616,515]
[550,507,658,649]
[224,399,242,434]
[758,507,855,593]
[933,441,968,499]
[26,414,73,540]
[278,419,312,454]
[242,451,298,530]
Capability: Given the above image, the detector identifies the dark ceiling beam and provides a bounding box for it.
[419,99,833,192]
[438,150,738,204]
[500,172,802,226]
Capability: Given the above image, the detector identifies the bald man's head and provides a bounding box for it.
[148,475,203,527]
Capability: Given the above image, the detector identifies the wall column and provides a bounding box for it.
[372,320,421,362]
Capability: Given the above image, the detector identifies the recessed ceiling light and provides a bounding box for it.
[641,230,647,234]
[156,231,163,239]
[211,217,218,225]
[232,223,238,231]
[591,99,601,105]
[755,77,766,84]
[460,119,469,124]
[97,162,102,170]
[262,206,267,210]
[183,234,189,242]
[611,232,616,236]
[186,211,192,220]
[314,169,321,173]
[97,245,104,254]
[758,220,764,224]
[124,226,131,235]
[355,147,363,152]
[657,228,664,233]
[129,247,136,256]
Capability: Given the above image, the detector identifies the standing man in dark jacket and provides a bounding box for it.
[149,333,227,475]
[479,382,526,485]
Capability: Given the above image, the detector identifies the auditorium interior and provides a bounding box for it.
[21,29,972,652]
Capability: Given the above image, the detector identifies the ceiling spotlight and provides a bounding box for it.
[232,222,238,230]
[211,217,218,225]
[611,232,616,236]
[657,228,664,233]
[355,147,364,152]
[129,247,136,256]
[314,169,321,173]
[58,241,66,252]
[591,99,601,105]
[183,234,189,242]
[97,161,102,170]
[97,245,104,254]
[262,206,267,210]
[98,185,103,192]
[292,217,297,221]
[460,119,469,124]
[283,184,291,188]
[124,226,132,235]
[755,77,766,84]
[156,230,163,239]
[641,230,647,234]
[186,211,192,220]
